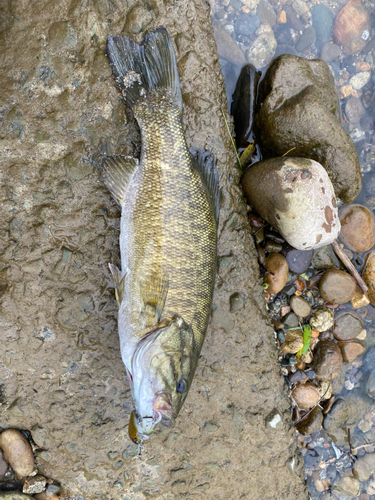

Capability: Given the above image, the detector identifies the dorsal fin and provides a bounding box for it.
[189,147,220,224]
[101,155,139,206]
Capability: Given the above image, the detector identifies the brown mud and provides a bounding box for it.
[0,0,307,498]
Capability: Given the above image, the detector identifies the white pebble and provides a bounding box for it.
[350,71,371,90]
[344,379,355,390]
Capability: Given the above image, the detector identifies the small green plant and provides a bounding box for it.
[297,324,312,358]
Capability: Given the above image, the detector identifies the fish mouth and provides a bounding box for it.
[153,392,175,428]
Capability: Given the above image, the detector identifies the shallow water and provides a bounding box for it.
[210,0,375,497]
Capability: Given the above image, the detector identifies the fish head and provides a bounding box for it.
[128,315,195,443]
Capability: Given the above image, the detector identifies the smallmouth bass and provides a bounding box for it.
[102,27,220,443]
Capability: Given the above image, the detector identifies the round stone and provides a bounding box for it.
[285,248,313,274]
[263,253,289,294]
[338,340,365,363]
[345,97,366,124]
[353,453,375,482]
[339,204,375,252]
[291,383,320,409]
[0,429,35,477]
[319,269,356,304]
[234,13,260,36]
[290,295,311,318]
[312,340,343,380]
[333,311,364,340]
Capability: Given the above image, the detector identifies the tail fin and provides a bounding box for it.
[106,26,182,111]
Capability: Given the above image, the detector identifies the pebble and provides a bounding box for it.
[320,42,341,63]
[213,22,247,66]
[339,84,353,99]
[263,253,289,294]
[0,493,35,499]
[309,307,334,332]
[234,13,260,36]
[290,295,311,318]
[334,476,361,497]
[277,10,286,24]
[345,97,366,124]
[312,340,343,380]
[0,429,35,477]
[363,251,375,307]
[280,329,304,355]
[285,249,313,274]
[319,269,356,304]
[291,383,321,409]
[22,475,47,494]
[34,493,60,500]
[296,407,323,436]
[256,3,276,26]
[365,371,375,398]
[339,204,375,252]
[283,311,299,328]
[311,4,334,45]
[289,370,308,384]
[338,340,365,363]
[295,27,316,53]
[246,33,277,68]
[350,71,371,90]
[333,311,364,341]
[312,245,339,270]
[333,0,371,54]
[351,286,370,308]
[353,453,375,482]
[283,5,304,32]
[0,450,8,477]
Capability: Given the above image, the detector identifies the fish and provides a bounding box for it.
[102,27,220,443]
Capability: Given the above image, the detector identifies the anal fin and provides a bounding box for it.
[109,263,126,306]
[189,147,220,224]
[102,155,139,206]
[140,273,169,322]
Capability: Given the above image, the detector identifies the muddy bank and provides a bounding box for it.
[0,0,307,498]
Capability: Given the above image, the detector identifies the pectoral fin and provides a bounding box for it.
[102,155,139,206]
[140,272,169,322]
[109,263,126,306]
[189,147,220,224]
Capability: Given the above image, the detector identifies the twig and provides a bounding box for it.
[331,239,368,294]
[282,147,296,157]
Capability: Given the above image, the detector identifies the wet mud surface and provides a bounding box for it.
[0,0,307,498]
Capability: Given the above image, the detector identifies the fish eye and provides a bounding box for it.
[176,378,187,394]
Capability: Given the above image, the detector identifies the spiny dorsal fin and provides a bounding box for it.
[140,272,169,322]
[102,155,139,206]
[189,147,220,224]
[109,263,126,306]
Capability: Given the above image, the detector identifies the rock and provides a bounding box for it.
[280,329,304,355]
[292,0,309,16]
[46,484,61,495]
[0,450,8,477]
[283,5,304,32]
[292,383,321,409]
[334,476,361,497]
[312,340,343,380]
[356,61,371,72]
[338,340,365,363]
[333,0,371,55]
[285,249,313,274]
[320,42,341,63]
[345,97,366,123]
[309,307,334,332]
[257,2,276,26]
[125,5,154,34]
[333,311,364,341]
[0,429,35,477]
[234,13,260,36]
[350,70,371,90]
[289,370,309,384]
[319,269,356,304]
[290,295,311,318]
[231,64,260,148]
[242,157,340,250]
[353,453,375,482]
[246,33,277,69]
[283,311,299,328]
[311,4,334,44]
[277,11,287,24]
[351,286,370,308]
[296,407,323,436]
[366,371,375,398]
[34,493,60,500]
[312,245,340,270]
[362,251,375,306]
[22,475,47,494]
[324,396,372,436]
[295,27,316,53]
[213,22,247,66]
[254,55,362,204]
[263,253,289,294]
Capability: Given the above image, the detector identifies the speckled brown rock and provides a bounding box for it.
[333,311,364,341]
[333,0,371,54]
[309,307,334,332]
[264,253,289,294]
[363,251,375,307]
[338,340,366,363]
[0,430,34,477]
[339,204,375,253]
[0,1,308,498]
[22,474,47,494]
[313,340,343,380]
[319,269,356,304]
[291,383,320,409]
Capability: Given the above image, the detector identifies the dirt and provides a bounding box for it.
[0,0,308,498]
